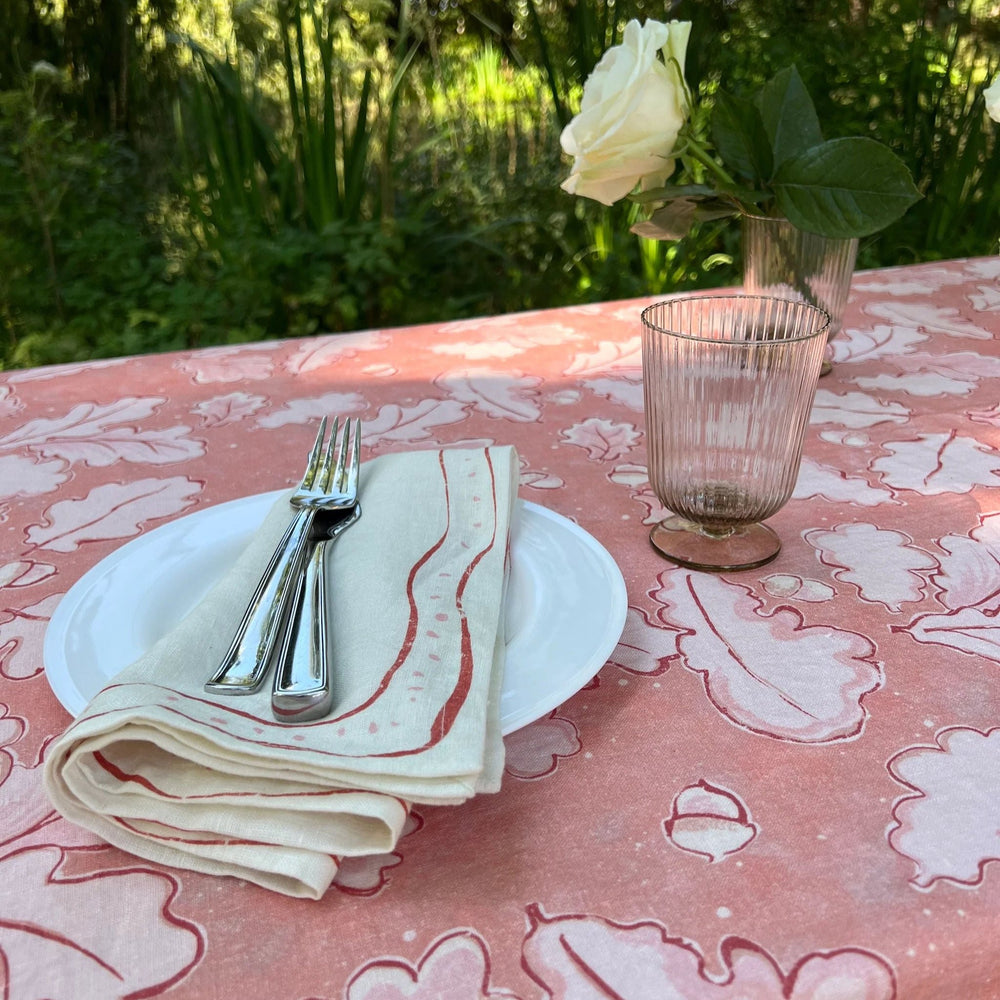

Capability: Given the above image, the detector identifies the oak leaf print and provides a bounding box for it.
[0,453,69,500]
[175,343,276,382]
[608,464,670,525]
[969,401,1000,429]
[430,322,578,360]
[563,336,641,376]
[1,398,203,467]
[435,312,529,336]
[854,351,1000,398]
[0,593,64,679]
[0,385,21,419]
[852,267,966,295]
[930,514,1000,611]
[965,257,1000,281]
[888,726,1000,888]
[518,464,564,490]
[0,705,24,778]
[853,370,974,398]
[333,813,420,897]
[905,501,1000,649]
[5,357,126,385]
[431,339,524,361]
[583,374,644,412]
[561,418,641,463]
[902,605,1000,663]
[864,301,992,340]
[192,392,267,426]
[285,330,391,374]
[521,906,896,999]
[872,432,1000,495]
[0,560,56,588]
[653,572,881,742]
[809,389,910,428]
[792,457,895,507]
[804,523,936,611]
[969,282,1000,312]
[346,929,519,1000]
[436,371,543,422]
[0,763,102,856]
[332,851,403,896]
[0,846,203,999]
[504,715,580,780]
[25,477,201,552]
[360,362,397,378]
[830,323,927,364]
[606,606,677,675]
[365,399,469,445]
[257,391,366,429]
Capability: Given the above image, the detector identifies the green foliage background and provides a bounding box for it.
[0,0,997,369]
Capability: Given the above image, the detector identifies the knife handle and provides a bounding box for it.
[270,539,333,721]
[205,507,316,694]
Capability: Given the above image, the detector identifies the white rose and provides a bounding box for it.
[560,19,691,207]
[985,76,1000,123]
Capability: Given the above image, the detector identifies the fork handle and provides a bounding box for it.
[270,538,333,721]
[204,508,316,694]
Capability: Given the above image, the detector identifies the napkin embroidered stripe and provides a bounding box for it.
[315,448,458,725]
[429,448,499,743]
[92,749,406,806]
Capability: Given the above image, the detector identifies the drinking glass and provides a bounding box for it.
[641,294,829,571]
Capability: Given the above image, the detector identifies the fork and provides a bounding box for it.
[204,417,361,695]
[270,501,363,721]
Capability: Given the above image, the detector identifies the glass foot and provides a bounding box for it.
[649,516,781,571]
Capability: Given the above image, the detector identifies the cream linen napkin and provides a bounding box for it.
[44,445,519,898]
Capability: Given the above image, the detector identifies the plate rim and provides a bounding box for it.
[43,492,628,734]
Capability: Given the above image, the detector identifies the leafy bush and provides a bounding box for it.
[0,75,178,367]
[0,0,997,369]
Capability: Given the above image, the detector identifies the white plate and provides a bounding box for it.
[43,495,628,735]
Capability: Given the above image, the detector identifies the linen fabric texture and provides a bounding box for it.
[44,445,519,898]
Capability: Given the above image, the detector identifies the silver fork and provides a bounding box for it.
[205,417,361,695]
[270,501,363,721]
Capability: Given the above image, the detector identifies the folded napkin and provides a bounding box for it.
[44,445,519,898]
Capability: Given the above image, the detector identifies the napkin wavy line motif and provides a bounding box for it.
[329,447,459,725]
[115,815,271,847]
[428,449,500,747]
[91,750,408,810]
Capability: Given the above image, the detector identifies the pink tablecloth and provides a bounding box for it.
[2,256,1000,999]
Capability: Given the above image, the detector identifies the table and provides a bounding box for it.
[2,255,999,999]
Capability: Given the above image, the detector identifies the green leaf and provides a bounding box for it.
[630,183,717,205]
[632,201,700,241]
[772,137,922,238]
[755,65,823,169]
[711,89,772,183]
[631,198,738,241]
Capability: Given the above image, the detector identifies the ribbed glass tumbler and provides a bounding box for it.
[641,294,829,571]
